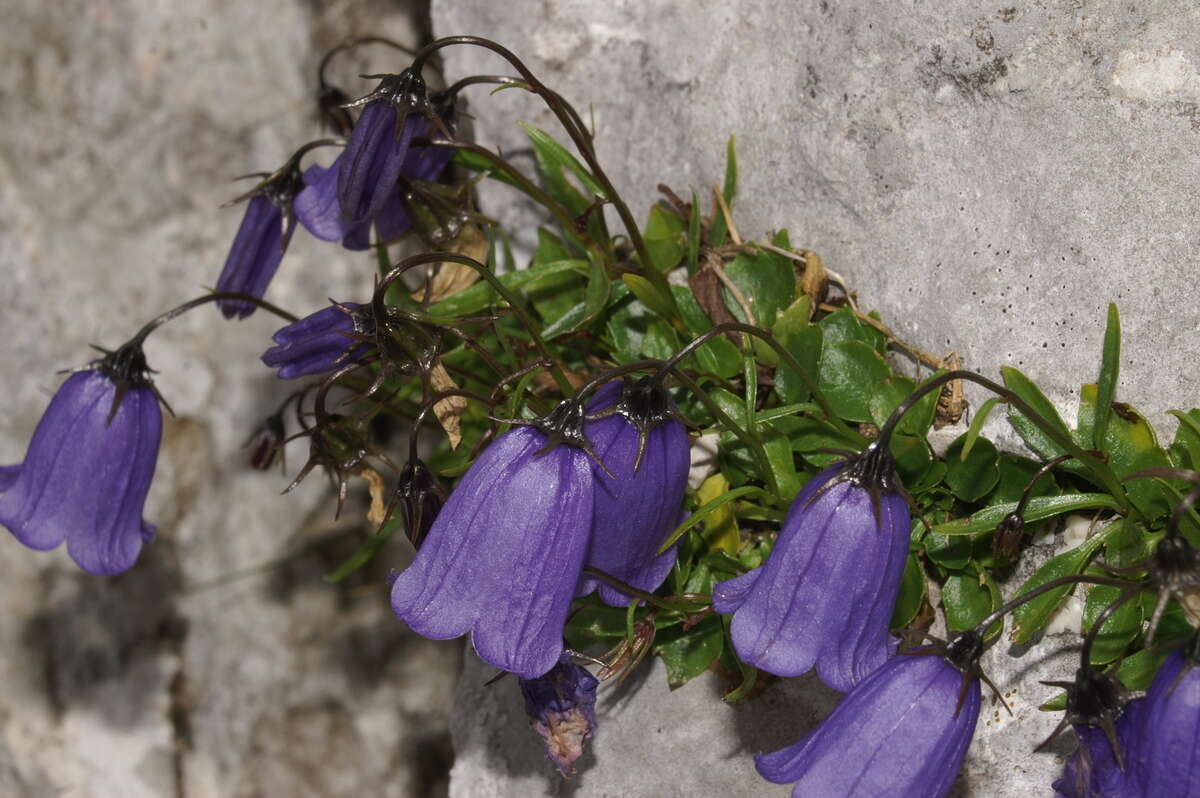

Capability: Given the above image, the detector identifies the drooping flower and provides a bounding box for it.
[215,163,306,320]
[519,654,599,776]
[295,93,457,250]
[712,443,910,692]
[1054,703,1146,798]
[0,344,162,575]
[576,377,688,606]
[388,458,444,549]
[756,646,981,798]
[261,301,374,380]
[336,69,434,225]
[390,414,595,679]
[1126,648,1200,796]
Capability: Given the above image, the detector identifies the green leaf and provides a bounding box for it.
[942,573,1001,638]
[519,122,606,214]
[672,286,742,378]
[944,434,1001,502]
[890,553,927,629]
[1169,409,1200,470]
[564,601,631,648]
[656,615,724,689]
[1010,520,1124,644]
[659,486,773,553]
[774,325,824,405]
[644,203,686,273]
[1093,303,1121,451]
[1000,365,1073,461]
[924,531,974,571]
[721,247,796,328]
[1115,647,1172,692]
[709,137,738,247]
[687,189,701,276]
[932,493,1121,537]
[1081,584,1141,665]
[622,273,676,320]
[450,148,526,192]
[961,397,1002,462]
[891,433,933,487]
[818,340,891,424]
[428,258,586,317]
[639,316,680,361]
[1076,383,1171,519]
[818,306,887,353]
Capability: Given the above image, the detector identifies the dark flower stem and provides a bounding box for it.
[411,36,678,317]
[318,36,420,93]
[1014,453,1075,518]
[970,573,1140,637]
[878,370,1129,512]
[581,567,681,613]
[408,388,498,462]
[375,252,574,394]
[653,321,839,424]
[128,292,298,349]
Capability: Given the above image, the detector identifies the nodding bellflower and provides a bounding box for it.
[1054,704,1146,798]
[0,344,162,575]
[261,301,373,380]
[336,69,433,225]
[519,654,599,776]
[296,92,456,249]
[1126,647,1200,797]
[713,443,909,692]
[756,639,982,798]
[215,163,306,319]
[390,412,595,679]
[576,378,688,606]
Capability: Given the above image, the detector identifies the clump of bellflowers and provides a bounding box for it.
[14,30,1200,797]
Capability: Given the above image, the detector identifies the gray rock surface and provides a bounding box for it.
[430,1,1200,796]
[1,2,458,797]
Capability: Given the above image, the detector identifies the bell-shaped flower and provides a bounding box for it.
[1054,702,1146,798]
[296,99,457,250]
[215,162,306,319]
[712,443,910,692]
[1127,648,1200,796]
[261,301,373,380]
[519,654,599,776]
[0,348,162,574]
[390,418,594,679]
[336,69,434,225]
[756,649,981,798]
[576,378,688,605]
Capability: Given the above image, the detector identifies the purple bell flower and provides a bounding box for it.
[261,301,373,380]
[1127,648,1200,796]
[390,421,595,679]
[1054,703,1146,798]
[215,163,305,320]
[336,69,432,225]
[296,104,456,250]
[519,654,599,776]
[576,378,688,606]
[0,351,161,575]
[713,443,909,692]
[756,650,981,798]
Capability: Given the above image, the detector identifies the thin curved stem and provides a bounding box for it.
[1014,454,1075,518]
[879,369,1129,512]
[130,291,298,347]
[972,574,1141,637]
[375,252,573,394]
[411,36,676,314]
[318,36,420,91]
[1080,589,1138,667]
[408,388,497,462]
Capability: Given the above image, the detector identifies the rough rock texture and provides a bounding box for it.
[430,1,1200,796]
[0,2,458,797]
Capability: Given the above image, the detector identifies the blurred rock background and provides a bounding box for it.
[0,2,458,796]
[3,0,1199,796]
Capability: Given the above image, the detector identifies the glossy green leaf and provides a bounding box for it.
[1009,520,1123,644]
[961,397,1002,462]
[818,340,890,424]
[818,306,887,354]
[428,258,585,317]
[687,188,701,276]
[932,493,1121,537]
[942,573,1001,639]
[564,601,631,647]
[1169,409,1200,470]
[519,122,606,213]
[1000,365,1073,461]
[721,247,795,329]
[774,325,824,405]
[659,486,773,553]
[889,553,926,629]
[1093,303,1121,451]
[924,531,974,571]
[671,287,742,377]
[710,137,738,247]
[644,203,686,273]
[1115,647,1171,692]
[656,614,724,689]
[1076,383,1171,519]
[622,273,676,320]
[1081,584,1141,665]
[944,434,1000,502]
